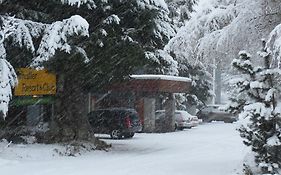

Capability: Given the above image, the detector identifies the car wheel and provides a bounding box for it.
[224,119,233,123]
[124,133,135,138]
[178,127,184,131]
[175,124,178,131]
[110,129,122,139]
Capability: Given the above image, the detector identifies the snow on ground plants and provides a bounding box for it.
[0,123,247,175]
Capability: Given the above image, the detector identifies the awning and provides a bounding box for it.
[108,74,191,93]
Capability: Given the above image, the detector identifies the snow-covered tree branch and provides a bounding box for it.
[60,0,97,8]
[0,14,89,118]
[32,15,89,66]
[266,23,281,68]
[165,0,281,69]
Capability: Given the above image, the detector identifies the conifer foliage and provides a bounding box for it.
[0,14,89,119]
[228,41,281,174]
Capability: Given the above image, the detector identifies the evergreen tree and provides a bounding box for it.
[175,63,211,110]
[166,0,197,28]
[0,0,176,143]
[0,11,89,119]
[83,0,176,89]
[228,41,281,174]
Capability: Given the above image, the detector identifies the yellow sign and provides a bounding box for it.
[14,68,56,96]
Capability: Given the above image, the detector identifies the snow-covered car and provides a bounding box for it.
[196,105,237,123]
[155,110,199,130]
[190,115,200,127]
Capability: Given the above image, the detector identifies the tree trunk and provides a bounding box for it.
[44,74,87,141]
[44,74,106,149]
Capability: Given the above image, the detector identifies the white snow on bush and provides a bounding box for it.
[266,23,281,67]
[265,88,275,102]
[0,59,17,118]
[100,29,107,36]
[250,81,265,89]
[154,12,176,42]
[267,135,281,146]
[136,0,169,11]
[103,14,120,25]
[144,50,178,75]
[12,19,46,53]
[32,15,89,66]
[61,0,97,8]
[0,14,89,118]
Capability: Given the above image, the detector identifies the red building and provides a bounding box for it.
[91,75,191,132]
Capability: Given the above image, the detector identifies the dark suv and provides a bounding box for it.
[88,108,142,139]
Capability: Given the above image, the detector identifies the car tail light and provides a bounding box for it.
[125,116,132,128]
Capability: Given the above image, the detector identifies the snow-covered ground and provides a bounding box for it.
[0,122,248,175]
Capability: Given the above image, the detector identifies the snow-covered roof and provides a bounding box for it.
[130,74,191,82]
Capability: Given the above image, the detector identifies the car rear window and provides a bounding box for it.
[180,112,192,120]
[175,112,183,120]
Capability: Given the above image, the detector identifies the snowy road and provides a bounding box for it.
[0,122,247,175]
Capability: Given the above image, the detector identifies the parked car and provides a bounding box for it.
[196,105,237,123]
[155,110,199,131]
[87,108,142,139]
